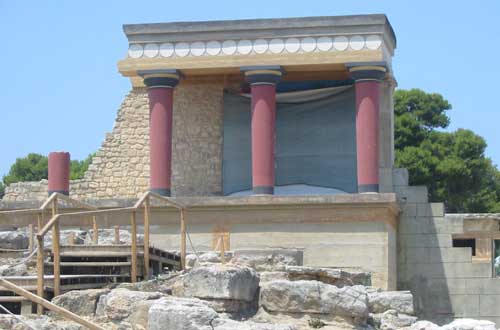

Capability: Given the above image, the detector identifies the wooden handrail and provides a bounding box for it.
[1,190,188,312]
[37,207,136,238]
[0,278,107,330]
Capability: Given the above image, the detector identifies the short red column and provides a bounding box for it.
[48,152,70,196]
[141,70,180,196]
[348,64,387,193]
[242,66,283,194]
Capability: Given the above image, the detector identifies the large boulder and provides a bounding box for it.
[378,310,417,330]
[213,319,297,330]
[442,318,496,330]
[368,290,414,315]
[0,230,29,250]
[52,288,110,316]
[148,296,219,330]
[260,280,369,322]
[95,288,164,321]
[232,249,302,271]
[182,265,259,302]
[0,263,28,276]
[284,266,371,287]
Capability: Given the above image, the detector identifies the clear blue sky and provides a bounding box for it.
[1,1,499,178]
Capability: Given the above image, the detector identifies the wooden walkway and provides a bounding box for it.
[0,244,180,306]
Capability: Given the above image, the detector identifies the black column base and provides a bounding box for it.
[253,186,274,195]
[151,188,171,197]
[358,184,379,193]
[48,190,69,196]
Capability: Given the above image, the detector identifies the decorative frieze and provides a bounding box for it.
[127,35,383,59]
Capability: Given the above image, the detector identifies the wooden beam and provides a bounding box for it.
[180,209,187,270]
[0,278,106,330]
[144,197,150,279]
[130,211,137,283]
[92,215,98,244]
[51,199,60,297]
[36,236,44,315]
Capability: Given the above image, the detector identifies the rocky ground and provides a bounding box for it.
[0,230,497,330]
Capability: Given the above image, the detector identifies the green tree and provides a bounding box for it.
[3,153,48,186]
[395,89,500,213]
[2,153,94,187]
[70,153,95,180]
[0,181,5,199]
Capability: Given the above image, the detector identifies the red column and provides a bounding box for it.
[348,63,386,193]
[48,152,70,196]
[141,70,180,196]
[251,84,276,194]
[148,87,174,196]
[242,66,283,195]
[355,81,380,193]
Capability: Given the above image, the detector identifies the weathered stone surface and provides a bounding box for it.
[52,288,110,316]
[284,266,371,287]
[232,249,303,271]
[182,265,259,302]
[86,229,144,245]
[259,271,290,283]
[96,288,164,321]
[117,279,172,294]
[0,263,28,276]
[442,318,496,330]
[0,230,29,249]
[368,290,414,315]
[0,314,85,330]
[260,280,368,320]
[213,318,297,330]
[404,320,441,330]
[378,310,417,330]
[148,296,219,330]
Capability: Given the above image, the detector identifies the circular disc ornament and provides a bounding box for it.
[285,38,301,53]
[222,40,237,55]
[144,43,159,58]
[128,44,143,58]
[159,43,174,57]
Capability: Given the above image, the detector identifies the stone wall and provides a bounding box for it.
[2,80,224,201]
[395,168,500,326]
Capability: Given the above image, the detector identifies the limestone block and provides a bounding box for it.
[52,288,110,316]
[260,280,369,321]
[182,265,259,302]
[368,290,414,314]
[232,249,303,271]
[96,288,164,321]
[148,297,218,330]
[442,318,496,330]
[0,230,29,249]
[283,266,371,287]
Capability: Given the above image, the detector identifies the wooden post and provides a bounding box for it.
[130,211,137,283]
[52,198,61,297]
[180,209,187,270]
[68,232,75,245]
[0,278,107,330]
[144,197,150,279]
[92,215,98,244]
[36,235,44,315]
[220,235,226,264]
[114,226,120,244]
[28,224,34,253]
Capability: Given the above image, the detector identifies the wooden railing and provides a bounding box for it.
[1,191,187,317]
